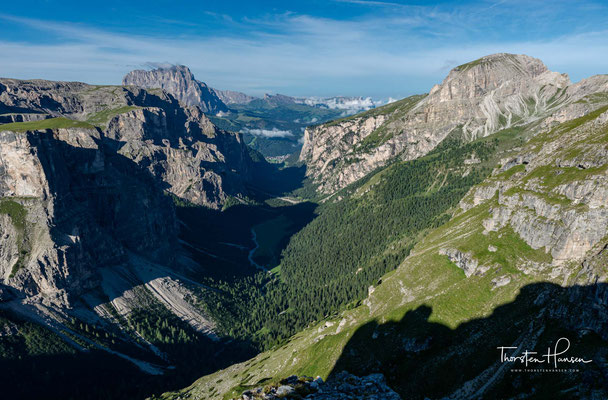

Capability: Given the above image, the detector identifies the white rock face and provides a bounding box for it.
[0,131,49,198]
[483,181,608,264]
[439,248,489,277]
[300,53,607,195]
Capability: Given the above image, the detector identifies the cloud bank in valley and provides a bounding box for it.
[299,96,380,114]
[241,127,294,138]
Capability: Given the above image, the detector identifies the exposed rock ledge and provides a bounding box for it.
[440,248,489,277]
[233,372,401,400]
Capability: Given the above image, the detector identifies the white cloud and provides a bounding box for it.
[0,5,608,97]
[241,127,294,138]
[299,96,381,114]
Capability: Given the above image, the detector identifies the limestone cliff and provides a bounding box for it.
[0,78,254,371]
[459,107,608,269]
[123,65,229,114]
[0,127,176,308]
[300,53,608,195]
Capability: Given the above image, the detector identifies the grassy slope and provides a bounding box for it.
[0,117,95,132]
[157,101,608,400]
[86,105,140,127]
[0,105,140,132]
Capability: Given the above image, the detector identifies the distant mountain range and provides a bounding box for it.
[123,64,386,157]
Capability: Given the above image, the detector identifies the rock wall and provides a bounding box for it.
[459,106,608,269]
[0,78,253,209]
[0,127,176,307]
[0,78,256,310]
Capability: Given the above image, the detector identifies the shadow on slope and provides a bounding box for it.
[0,305,256,400]
[175,145,315,279]
[330,282,608,399]
[177,200,317,280]
[249,155,308,198]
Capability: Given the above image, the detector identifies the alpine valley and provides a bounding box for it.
[1,53,608,400]
[123,65,383,159]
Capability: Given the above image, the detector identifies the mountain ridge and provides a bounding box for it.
[299,53,608,195]
[0,79,260,391]
[123,65,229,114]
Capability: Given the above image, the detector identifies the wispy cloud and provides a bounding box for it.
[0,2,607,98]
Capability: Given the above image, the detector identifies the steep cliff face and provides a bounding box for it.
[123,65,229,114]
[300,53,608,195]
[460,107,608,267]
[0,78,253,209]
[0,127,176,308]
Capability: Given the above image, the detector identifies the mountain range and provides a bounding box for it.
[1,53,607,400]
[123,64,385,158]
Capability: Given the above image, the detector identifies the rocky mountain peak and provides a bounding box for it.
[123,65,228,114]
[300,53,601,195]
[428,53,570,101]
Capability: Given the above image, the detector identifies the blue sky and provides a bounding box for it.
[1,0,608,99]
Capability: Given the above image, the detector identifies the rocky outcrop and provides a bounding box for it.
[483,187,608,264]
[104,105,251,207]
[123,65,228,114]
[300,113,391,192]
[233,372,400,400]
[455,94,608,269]
[0,113,50,123]
[439,248,489,277]
[301,54,608,195]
